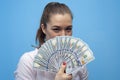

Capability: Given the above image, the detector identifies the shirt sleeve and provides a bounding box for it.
[72,66,88,80]
[14,53,36,80]
[80,66,88,80]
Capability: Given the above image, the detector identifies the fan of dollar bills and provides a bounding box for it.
[33,36,95,74]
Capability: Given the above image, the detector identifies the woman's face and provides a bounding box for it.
[42,13,72,41]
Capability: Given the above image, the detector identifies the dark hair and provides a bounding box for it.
[36,2,73,47]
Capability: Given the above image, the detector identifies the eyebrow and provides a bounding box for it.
[52,25,72,28]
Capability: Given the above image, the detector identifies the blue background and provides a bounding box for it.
[0,0,120,80]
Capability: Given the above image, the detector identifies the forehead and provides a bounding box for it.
[48,13,72,27]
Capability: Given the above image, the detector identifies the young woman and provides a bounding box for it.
[14,2,88,80]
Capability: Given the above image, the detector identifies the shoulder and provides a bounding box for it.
[16,48,39,70]
[14,49,39,79]
[20,48,38,63]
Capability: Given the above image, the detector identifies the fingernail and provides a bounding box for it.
[63,62,66,65]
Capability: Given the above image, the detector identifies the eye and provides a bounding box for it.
[52,28,60,32]
[66,27,72,32]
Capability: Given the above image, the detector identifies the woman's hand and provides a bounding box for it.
[55,62,72,80]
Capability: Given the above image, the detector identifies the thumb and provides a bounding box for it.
[59,62,67,73]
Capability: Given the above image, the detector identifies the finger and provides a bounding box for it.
[66,74,72,80]
[59,62,66,73]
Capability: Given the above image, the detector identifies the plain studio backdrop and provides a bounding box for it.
[0,0,120,80]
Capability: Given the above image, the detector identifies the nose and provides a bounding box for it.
[60,30,66,36]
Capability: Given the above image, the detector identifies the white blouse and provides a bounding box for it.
[14,49,88,80]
